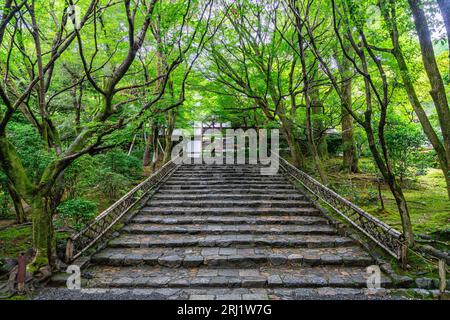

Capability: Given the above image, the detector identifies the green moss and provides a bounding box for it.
[325,160,449,242]
[27,255,49,274]
[5,294,28,300]
[0,225,32,258]
[0,225,67,260]
[367,169,450,240]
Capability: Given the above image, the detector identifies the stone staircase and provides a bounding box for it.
[50,163,393,300]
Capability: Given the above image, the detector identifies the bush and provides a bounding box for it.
[64,149,143,202]
[97,171,132,199]
[57,198,97,231]
[385,122,427,181]
[97,150,143,180]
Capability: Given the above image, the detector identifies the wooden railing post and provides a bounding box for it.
[400,241,408,269]
[65,238,74,263]
[439,259,447,297]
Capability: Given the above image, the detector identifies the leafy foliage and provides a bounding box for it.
[385,121,428,181]
[57,198,97,231]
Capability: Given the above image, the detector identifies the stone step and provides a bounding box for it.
[168,174,288,183]
[51,266,390,290]
[131,215,329,226]
[177,164,267,173]
[174,171,270,176]
[91,246,373,268]
[146,200,312,208]
[140,207,321,216]
[157,188,299,194]
[164,180,291,186]
[151,194,306,201]
[108,234,354,249]
[38,286,400,300]
[170,173,286,179]
[160,184,295,190]
[122,223,337,236]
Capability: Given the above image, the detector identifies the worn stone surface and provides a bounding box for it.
[45,163,398,300]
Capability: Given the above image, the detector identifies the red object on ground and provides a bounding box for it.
[17,253,27,289]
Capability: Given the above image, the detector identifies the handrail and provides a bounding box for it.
[65,157,180,262]
[277,156,405,260]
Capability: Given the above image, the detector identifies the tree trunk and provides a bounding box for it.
[341,106,359,173]
[377,180,385,211]
[306,103,329,185]
[29,195,57,272]
[383,0,450,198]
[143,124,152,167]
[389,180,415,246]
[163,109,177,164]
[311,87,329,159]
[336,43,358,173]
[7,183,26,224]
[408,0,450,170]
[437,0,450,79]
[366,129,415,246]
[150,123,160,172]
[296,12,328,184]
[340,77,358,173]
[279,115,304,168]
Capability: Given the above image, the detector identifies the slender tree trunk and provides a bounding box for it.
[341,105,358,173]
[366,126,415,246]
[338,51,358,173]
[436,0,450,79]
[295,9,328,184]
[150,123,160,172]
[311,83,329,159]
[143,124,152,167]
[279,115,304,168]
[306,102,329,185]
[163,109,177,164]
[383,0,450,198]
[408,0,450,169]
[7,183,26,224]
[377,180,385,211]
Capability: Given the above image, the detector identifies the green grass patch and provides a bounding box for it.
[0,225,33,259]
[321,158,449,243]
[0,224,70,260]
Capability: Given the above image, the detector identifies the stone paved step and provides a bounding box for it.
[140,207,321,216]
[164,180,290,186]
[151,194,306,201]
[176,166,268,170]
[131,215,329,226]
[51,162,390,299]
[51,266,390,290]
[91,246,373,268]
[158,188,299,194]
[169,173,286,179]
[166,177,288,183]
[108,234,354,249]
[160,184,296,190]
[122,224,337,235]
[37,287,406,300]
[146,200,312,208]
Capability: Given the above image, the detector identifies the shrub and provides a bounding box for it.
[97,150,143,180]
[385,122,427,181]
[57,198,97,231]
